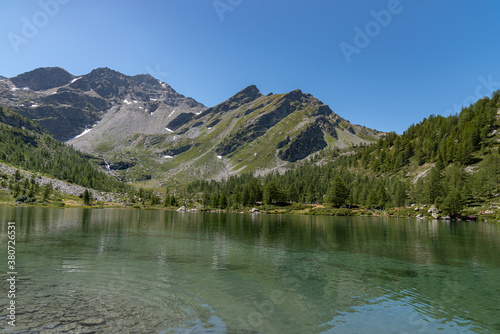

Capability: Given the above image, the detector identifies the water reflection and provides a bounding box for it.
[0,208,499,333]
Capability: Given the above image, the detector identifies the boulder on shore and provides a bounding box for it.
[428,206,438,214]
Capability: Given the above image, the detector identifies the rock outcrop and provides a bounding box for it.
[277,124,327,162]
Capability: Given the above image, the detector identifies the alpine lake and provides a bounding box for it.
[1,207,499,333]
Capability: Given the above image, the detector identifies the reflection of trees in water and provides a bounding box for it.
[6,208,499,332]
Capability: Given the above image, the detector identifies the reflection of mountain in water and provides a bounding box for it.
[6,207,499,333]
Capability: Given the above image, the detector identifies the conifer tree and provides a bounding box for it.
[82,189,92,205]
[326,175,349,207]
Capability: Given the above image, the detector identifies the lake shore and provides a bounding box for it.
[2,199,499,222]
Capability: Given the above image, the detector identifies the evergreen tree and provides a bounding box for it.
[42,183,52,201]
[423,166,443,204]
[150,193,160,205]
[393,181,407,207]
[170,194,178,207]
[376,183,389,208]
[287,183,300,203]
[202,192,211,209]
[325,175,349,207]
[211,193,219,208]
[219,193,228,209]
[440,188,464,216]
[366,189,378,209]
[263,181,286,205]
[242,185,250,205]
[82,189,92,205]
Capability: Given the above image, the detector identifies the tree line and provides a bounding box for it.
[186,91,500,216]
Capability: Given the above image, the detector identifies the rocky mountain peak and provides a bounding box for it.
[197,85,263,117]
[206,85,263,112]
[283,88,313,101]
[67,68,193,104]
[69,67,129,99]
[236,84,261,99]
[10,67,74,91]
[132,74,163,87]
[230,85,262,104]
[88,67,124,78]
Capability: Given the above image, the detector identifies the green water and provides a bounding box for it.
[0,207,499,333]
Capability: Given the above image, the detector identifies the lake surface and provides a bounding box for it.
[0,207,499,333]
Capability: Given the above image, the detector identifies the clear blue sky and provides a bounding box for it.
[1,0,500,133]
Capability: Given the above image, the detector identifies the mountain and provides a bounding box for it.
[0,106,127,193]
[186,91,500,219]
[1,67,383,183]
[89,84,383,183]
[0,67,205,141]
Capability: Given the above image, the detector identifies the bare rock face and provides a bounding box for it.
[277,124,327,162]
[10,67,74,91]
[276,136,290,149]
[167,113,195,131]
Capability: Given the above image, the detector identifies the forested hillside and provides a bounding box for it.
[186,92,500,217]
[0,106,127,193]
[338,91,500,172]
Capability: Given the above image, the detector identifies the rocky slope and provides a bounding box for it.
[0,162,116,202]
[0,67,205,141]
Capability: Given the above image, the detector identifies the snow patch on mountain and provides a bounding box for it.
[75,127,92,139]
[74,122,100,139]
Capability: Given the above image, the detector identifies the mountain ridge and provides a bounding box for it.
[0,67,205,141]
[142,83,384,183]
[0,67,384,183]
[10,67,75,91]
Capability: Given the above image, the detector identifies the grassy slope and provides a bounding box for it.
[138,92,382,186]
